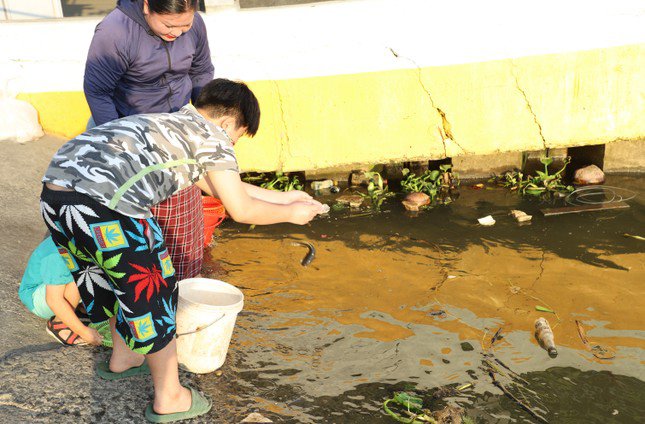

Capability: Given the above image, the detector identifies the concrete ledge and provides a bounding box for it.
[604,138,645,173]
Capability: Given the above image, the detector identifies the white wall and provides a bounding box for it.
[0,0,643,94]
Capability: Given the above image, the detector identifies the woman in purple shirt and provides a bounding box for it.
[84,0,215,289]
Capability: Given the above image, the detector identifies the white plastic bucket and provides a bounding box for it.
[176,278,244,374]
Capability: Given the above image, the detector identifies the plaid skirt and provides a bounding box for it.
[151,186,204,280]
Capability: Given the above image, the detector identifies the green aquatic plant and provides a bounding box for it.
[383,392,436,424]
[493,157,573,197]
[360,171,395,212]
[400,164,459,205]
[242,172,303,192]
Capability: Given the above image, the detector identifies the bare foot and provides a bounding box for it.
[153,386,192,415]
[109,349,145,373]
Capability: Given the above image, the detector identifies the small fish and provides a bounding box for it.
[292,241,316,266]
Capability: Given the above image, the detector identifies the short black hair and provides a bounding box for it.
[147,0,198,14]
[195,79,261,137]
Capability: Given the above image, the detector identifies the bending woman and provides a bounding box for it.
[84,0,214,281]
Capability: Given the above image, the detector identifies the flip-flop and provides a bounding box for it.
[145,387,212,423]
[96,360,150,380]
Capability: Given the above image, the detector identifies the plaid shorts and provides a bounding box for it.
[151,186,204,281]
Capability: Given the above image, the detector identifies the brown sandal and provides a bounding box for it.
[46,317,87,346]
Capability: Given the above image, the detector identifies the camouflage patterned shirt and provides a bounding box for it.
[43,104,238,218]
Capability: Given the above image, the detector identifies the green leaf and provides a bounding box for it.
[96,250,104,266]
[540,157,553,166]
[103,253,122,270]
[393,392,423,411]
[429,170,440,181]
[103,306,114,318]
[132,343,154,355]
[107,270,126,279]
[536,305,555,314]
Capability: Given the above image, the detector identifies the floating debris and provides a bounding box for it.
[623,233,645,241]
[336,194,364,208]
[402,192,431,211]
[573,164,605,185]
[535,317,558,358]
[477,215,495,226]
[535,305,555,314]
[470,183,484,190]
[510,209,532,223]
[310,179,334,190]
[575,320,616,360]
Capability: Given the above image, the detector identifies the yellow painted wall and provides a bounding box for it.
[18,44,645,172]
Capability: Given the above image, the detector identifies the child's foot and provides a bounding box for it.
[46,318,87,346]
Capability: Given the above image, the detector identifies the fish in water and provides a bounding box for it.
[292,241,316,266]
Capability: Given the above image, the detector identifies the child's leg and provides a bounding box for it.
[63,282,80,308]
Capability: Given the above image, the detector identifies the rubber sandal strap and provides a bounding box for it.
[144,387,212,423]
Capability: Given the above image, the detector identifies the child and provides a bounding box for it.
[19,237,103,346]
[40,78,323,423]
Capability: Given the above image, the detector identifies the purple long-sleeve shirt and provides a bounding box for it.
[84,0,214,126]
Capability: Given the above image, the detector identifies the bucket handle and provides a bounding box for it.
[175,313,226,338]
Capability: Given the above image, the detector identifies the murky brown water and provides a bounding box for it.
[199,175,644,423]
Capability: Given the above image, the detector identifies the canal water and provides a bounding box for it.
[199,175,644,423]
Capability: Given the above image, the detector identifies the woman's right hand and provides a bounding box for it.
[289,200,324,225]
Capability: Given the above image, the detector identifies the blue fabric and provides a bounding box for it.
[19,237,73,314]
[83,0,214,126]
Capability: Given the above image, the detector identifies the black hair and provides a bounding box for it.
[147,0,198,14]
[195,79,261,137]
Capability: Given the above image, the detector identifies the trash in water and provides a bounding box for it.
[477,215,496,226]
[535,305,555,314]
[470,183,484,190]
[402,192,431,211]
[623,233,645,241]
[310,179,334,190]
[336,194,363,208]
[575,320,616,360]
[534,317,558,358]
[510,209,532,223]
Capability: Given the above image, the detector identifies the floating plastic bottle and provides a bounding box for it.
[534,317,558,358]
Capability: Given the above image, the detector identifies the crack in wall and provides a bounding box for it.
[272,80,291,170]
[511,62,548,150]
[389,47,466,156]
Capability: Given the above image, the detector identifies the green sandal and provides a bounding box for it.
[96,360,150,380]
[145,387,212,423]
